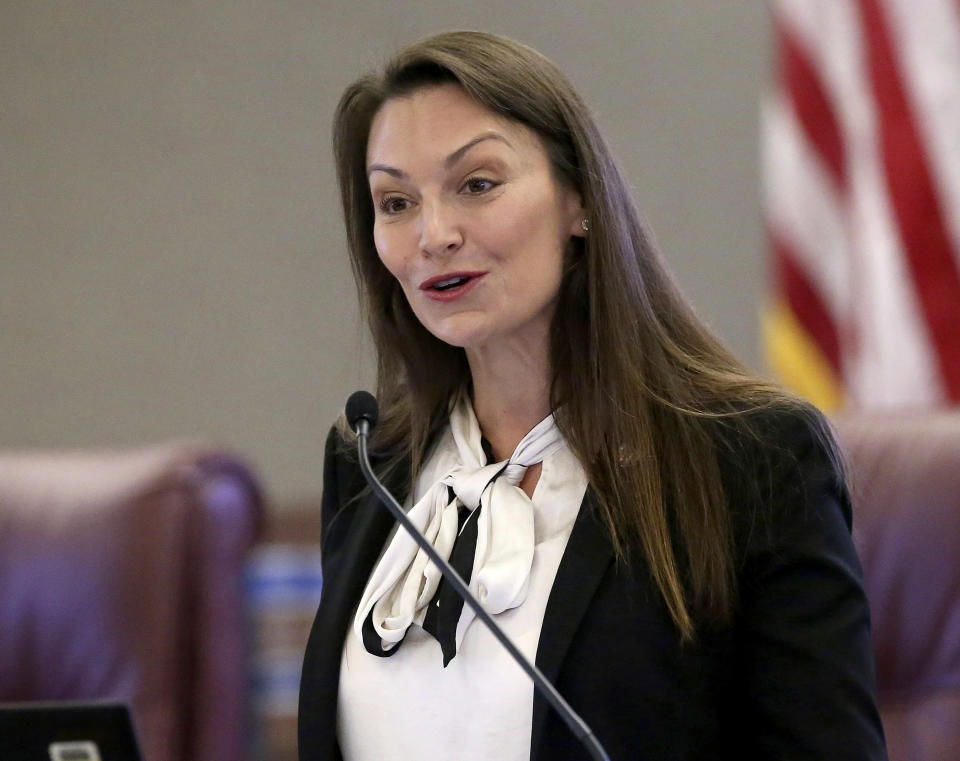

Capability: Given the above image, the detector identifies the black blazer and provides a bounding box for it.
[298,408,888,760]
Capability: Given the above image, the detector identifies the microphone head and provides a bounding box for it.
[345,390,379,433]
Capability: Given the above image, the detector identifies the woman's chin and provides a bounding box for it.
[421,317,493,351]
[427,329,487,351]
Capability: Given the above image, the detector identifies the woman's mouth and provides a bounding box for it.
[419,272,486,302]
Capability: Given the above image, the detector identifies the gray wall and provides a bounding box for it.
[0,1,770,505]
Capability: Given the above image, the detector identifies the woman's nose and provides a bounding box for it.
[418,200,463,258]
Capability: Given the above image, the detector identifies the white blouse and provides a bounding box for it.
[337,416,588,761]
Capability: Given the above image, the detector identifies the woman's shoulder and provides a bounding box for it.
[707,399,851,542]
[319,423,362,547]
[709,399,841,480]
[320,418,414,510]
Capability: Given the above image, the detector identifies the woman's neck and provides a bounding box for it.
[465,340,552,462]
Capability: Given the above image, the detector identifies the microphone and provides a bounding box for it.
[345,389,378,436]
[344,390,611,761]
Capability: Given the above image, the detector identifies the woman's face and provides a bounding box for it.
[365,84,584,356]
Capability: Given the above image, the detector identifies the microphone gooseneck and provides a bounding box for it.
[345,391,611,761]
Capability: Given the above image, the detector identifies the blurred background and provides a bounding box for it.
[3,1,959,760]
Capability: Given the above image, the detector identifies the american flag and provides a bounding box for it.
[763,0,960,411]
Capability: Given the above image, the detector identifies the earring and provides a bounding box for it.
[580,218,590,233]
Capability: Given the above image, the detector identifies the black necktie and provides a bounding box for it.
[421,491,481,666]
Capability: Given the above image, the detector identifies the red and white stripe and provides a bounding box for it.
[764,0,960,409]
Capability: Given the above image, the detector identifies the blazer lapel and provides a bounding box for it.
[530,489,613,761]
[313,488,396,649]
[299,457,406,761]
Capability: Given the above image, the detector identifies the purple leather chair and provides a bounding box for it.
[835,412,960,761]
[0,441,263,761]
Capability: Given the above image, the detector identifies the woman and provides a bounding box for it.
[299,31,887,761]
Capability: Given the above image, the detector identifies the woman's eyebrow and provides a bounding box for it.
[367,164,407,180]
[366,132,513,179]
[443,132,513,169]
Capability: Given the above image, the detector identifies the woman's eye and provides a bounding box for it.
[463,177,497,195]
[379,196,410,214]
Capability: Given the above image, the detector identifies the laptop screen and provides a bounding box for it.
[0,701,143,761]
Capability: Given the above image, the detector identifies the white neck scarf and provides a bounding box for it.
[353,395,565,658]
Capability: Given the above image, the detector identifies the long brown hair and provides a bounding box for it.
[332,31,829,639]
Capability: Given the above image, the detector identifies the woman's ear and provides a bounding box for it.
[565,190,587,238]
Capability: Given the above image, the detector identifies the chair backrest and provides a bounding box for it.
[0,441,263,761]
[834,413,960,761]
